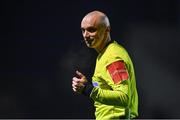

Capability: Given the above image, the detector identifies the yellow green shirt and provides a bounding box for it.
[90,41,138,119]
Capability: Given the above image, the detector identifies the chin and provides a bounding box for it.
[86,45,93,48]
[85,44,95,48]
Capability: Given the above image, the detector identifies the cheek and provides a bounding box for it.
[96,32,104,40]
[89,34,99,41]
[93,32,102,39]
[91,30,105,40]
[90,33,97,37]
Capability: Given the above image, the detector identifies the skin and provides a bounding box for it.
[72,11,111,93]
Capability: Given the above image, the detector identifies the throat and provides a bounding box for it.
[95,39,112,53]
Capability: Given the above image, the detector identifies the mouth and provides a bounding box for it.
[85,39,94,46]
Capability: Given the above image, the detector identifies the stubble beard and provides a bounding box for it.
[85,38,95,48]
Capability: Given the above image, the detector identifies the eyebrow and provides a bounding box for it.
[81,26,96,29]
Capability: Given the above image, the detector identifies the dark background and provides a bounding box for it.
[0,0,179,118]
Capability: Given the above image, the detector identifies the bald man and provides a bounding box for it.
[72,11,138,119]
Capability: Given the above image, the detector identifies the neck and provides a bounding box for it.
[95,35,111,53]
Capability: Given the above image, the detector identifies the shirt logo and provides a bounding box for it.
[92,82,99,87]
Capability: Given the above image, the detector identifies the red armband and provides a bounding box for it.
[107,60,129,84]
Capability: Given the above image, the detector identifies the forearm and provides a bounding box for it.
[90,87,129,107]
[82,83,129,107]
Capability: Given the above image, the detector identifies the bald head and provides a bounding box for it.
[82,11,110,28]
[80,11,111,52]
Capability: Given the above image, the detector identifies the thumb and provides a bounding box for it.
[76,70,85,78]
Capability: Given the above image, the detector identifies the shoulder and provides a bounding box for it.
[106,41,129,58]
[102,41,130,66]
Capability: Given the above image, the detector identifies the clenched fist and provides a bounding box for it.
[72,70,88,94]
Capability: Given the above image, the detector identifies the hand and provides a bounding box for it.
[72,70,88,94]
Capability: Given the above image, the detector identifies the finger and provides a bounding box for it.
[73,81,84,88]
[72,80,78,85]
[76,70,85,78]
[72,78,81,85]
[72,85,81,93]
[73,88,77,92]
[72,81,81,88]
[72,77,78,81]
[72,77,81,83]
[72,84,77,89]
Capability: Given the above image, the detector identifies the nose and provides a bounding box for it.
[83,30,90,38]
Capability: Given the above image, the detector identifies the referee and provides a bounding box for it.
[72,10,138,119]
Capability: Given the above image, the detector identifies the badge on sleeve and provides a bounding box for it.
[107,60,129,84]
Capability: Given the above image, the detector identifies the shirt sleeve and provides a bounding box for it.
[90,60,130,107]
[90,81,129,107]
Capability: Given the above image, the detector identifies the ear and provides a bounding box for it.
[105,26,111,33]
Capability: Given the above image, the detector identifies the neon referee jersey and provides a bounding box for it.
[90,40,138,119]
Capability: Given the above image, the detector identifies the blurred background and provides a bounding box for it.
[0,0,179,118]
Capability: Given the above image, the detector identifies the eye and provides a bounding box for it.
[87,27,97,33]
[81,28,85,33]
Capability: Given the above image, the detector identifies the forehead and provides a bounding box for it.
[81,15,99,28]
